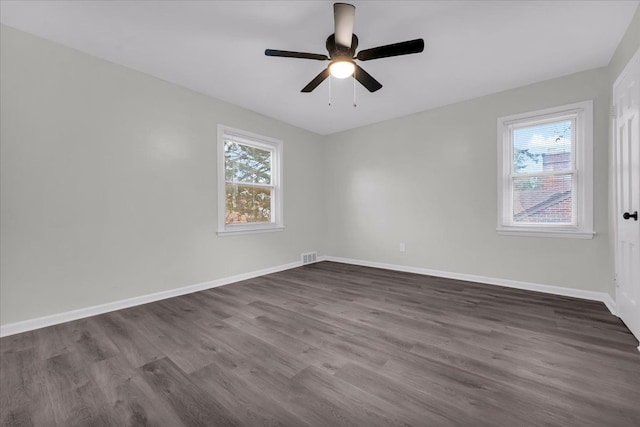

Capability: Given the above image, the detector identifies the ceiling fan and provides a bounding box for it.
[265,2,424,93]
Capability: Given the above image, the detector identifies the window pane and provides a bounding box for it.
[225,184,272,224]
[224,141,272,184]
[512,174,573,224]
[513,120,572,174]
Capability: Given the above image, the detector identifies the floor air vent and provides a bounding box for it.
[301,252,317,265]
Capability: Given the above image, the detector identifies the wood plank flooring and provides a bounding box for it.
[1,261,639,426]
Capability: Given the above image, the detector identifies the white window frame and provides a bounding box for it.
[217,125,284,236]
[497,100,594,239]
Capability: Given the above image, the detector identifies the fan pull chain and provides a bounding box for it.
[353,75,357,107]
[328,75,332,106]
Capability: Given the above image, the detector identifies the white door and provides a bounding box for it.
[614,47,640,348]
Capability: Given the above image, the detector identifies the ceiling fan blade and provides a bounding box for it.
[353,64,382,92]
[334,3,355,48]
[356,39,425,61]
[265,49,329,61]
[301,68,331,92]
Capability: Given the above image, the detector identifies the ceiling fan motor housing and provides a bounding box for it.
[326,33,359,58]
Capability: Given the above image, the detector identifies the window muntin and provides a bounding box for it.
[217,126,283,235]
[497,101,593,238]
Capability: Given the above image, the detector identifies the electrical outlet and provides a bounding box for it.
[399,243,406,252]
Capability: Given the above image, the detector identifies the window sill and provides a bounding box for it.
[497,226,594,239]
[217,225,285,237]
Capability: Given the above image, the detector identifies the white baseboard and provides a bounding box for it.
[1,256,618,337]
[0,260,302,338]
[321,256,617,315]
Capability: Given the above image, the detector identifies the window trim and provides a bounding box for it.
[496,100,594,239]
[217,125,284,236]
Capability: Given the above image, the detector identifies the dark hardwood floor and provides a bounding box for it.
[1,261,639,426]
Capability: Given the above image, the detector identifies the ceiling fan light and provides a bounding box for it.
[329,61,355,79]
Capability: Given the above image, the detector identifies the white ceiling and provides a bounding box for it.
[1,1,637,135]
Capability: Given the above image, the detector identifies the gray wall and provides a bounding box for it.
[324,68,612,294]
[0,26,325,325]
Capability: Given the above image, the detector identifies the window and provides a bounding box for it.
[217,125,283,236]
[497,101,593,238]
